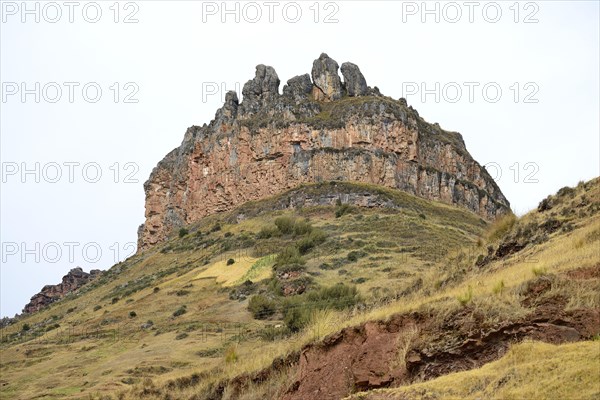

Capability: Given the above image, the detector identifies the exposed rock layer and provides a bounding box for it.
[23,267,101,314]
[139,53,509,250]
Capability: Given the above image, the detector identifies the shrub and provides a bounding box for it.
[284,307,310,333]
[248,295,277,320]
[211,223,222,232]
[179,228,189,238]
[175,332,188,340]
[173,305,187,317]
[224,232,233,238]
[557,186,576,198]
[282,285,361,332]
[227,258,235,266]
[274,216,295,234]
[129,311,137,318]
[276,246,305,267]
[22,324,30,332]
[257,226,279,239]
[293,219,313,236]
[175,290,190,296]
[297,229,327,254]
[347,250,367,262]
[111,297,119,304]
[335,203,351,218]
[93,305,102,311]
[306,284,362,310]
[153,287,160,293]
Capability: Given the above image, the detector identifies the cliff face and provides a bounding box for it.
[139,53,509,250]
[23,268,101,314]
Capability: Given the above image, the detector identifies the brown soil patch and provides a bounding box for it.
[565,263,600,280]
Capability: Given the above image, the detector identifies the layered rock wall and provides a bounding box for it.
[139,53,509,250]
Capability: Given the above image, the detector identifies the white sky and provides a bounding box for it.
[1,0,599,317]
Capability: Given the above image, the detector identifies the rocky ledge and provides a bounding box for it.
[138,53,510,250]
[23,267,102,314]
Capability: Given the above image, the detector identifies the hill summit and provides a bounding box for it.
[138,53,509,249]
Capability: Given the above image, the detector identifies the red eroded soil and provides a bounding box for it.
[219,276,599,400]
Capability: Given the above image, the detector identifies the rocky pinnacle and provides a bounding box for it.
[138,53,510,250]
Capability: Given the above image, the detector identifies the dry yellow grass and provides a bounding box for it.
[195,257,261,286]
[2,179,598,400]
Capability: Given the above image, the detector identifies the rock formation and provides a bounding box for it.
[340,62,368,97]
[138,53,510,250]
[23,267,101,314]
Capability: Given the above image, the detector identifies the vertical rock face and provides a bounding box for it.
[23,268,102,314]
[138,53,510,250]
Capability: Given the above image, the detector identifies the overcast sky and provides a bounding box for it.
[1,0,598,318]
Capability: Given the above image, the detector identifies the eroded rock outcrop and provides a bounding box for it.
[23,267,101,314]
[138,53,510,250]
[341,62,368,97]
[311,53,343,101]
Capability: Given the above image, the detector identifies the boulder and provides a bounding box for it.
[340,62,367,96]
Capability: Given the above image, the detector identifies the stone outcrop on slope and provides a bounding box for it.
[138,53,510,250]
[23,267,102,314]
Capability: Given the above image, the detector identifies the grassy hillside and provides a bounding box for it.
[0,182,486,399]
[1,178,598,400]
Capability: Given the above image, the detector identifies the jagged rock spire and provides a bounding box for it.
[242,65,280,102]
[311,53,343,101]
[283,73,313,103]
[341,62,368,97]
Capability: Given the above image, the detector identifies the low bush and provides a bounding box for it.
[335,203,351,218]
[347,250,367,262]
[282,284,362,332]
[178,228,189,238]
[248,295,277,319]
[173,305,187,318]
[276,246,305,267]
[297,229,327,254]
[293,219,313,236]
[257,226,279,239]
[274,216,295,234]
